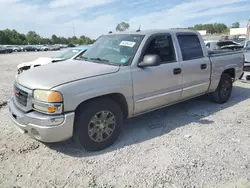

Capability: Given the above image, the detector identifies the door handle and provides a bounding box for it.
[173,68,181,75]
[200,64,207,69]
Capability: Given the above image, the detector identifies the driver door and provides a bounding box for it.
[131,34,182,115]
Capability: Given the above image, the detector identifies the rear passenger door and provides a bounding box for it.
[177,34,211,99]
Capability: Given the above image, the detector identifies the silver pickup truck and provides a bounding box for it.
[9,30,244,151]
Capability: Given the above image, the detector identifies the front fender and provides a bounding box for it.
[52,70,134,117]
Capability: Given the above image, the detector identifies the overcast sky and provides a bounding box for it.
[1,0,250,39]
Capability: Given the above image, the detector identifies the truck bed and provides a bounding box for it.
[208,49,243,57]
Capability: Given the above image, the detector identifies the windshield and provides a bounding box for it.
[76,34,144,65]
[55,49,82,59]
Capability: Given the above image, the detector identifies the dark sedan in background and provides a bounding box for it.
[0,46,12,53]
[0,46,8,53]
[22,45,40,52]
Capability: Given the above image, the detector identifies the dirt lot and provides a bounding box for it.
[0,52,250,188]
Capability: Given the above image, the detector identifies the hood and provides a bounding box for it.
[17,57,55,69]
[16,59,120,89]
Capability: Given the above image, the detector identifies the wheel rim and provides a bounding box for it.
[88,111,116,142]
[220,80,231,98]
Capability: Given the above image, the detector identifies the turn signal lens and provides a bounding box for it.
[48,106,57,113]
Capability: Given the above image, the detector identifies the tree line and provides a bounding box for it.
[114,21,242,35]
[0,21,243,45]
[171,22,241,34]
[0,29,96,45]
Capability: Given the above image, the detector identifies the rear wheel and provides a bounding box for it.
[211,73,232,104]
[73,98,123,151]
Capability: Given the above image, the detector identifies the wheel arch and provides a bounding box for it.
[222,68,235,80]
[75,93,129,119]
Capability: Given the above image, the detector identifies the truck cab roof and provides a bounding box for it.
[106,29,200,36]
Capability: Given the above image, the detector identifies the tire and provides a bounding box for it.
[73,98,123,151]
[211,73,232,104]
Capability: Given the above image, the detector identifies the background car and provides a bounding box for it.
[22,45,40,52]
[12,46,22,52]
[67,43,76,47]
[41,45,49,51]
[17,45,91,73]
[5,45,22,52]
[205,40,244,51]
[3,45,13,53]
[49,45,60,51]
[0,46,8,54]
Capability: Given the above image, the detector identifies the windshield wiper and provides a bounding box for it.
[90,57,110,64]
[76,56,89,61]
[90,58,119,66]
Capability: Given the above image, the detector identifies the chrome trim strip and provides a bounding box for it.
[183,82,208,91]
[136,89,182,103]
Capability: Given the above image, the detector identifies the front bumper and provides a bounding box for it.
[8,97,75,143]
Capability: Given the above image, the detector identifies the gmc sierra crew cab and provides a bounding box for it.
[8,30,244,151]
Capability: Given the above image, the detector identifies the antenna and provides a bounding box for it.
[136,25,141,32]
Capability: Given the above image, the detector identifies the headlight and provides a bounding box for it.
[33,90,63,114]
[33,90,63,102]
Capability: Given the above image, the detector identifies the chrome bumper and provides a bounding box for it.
[8,97,75,143]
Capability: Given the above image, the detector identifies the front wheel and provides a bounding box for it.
[211,73,232,104]
[73,98,123,151]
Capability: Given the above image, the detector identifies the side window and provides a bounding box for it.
[143,35,176,63]
[177,34,204,61]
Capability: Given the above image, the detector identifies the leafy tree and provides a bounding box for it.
[192,23,228,34]
[0,29,95,45]
[26,31,41,44]
[116,22,130,32]
[194,24,203,30]
[51,34,60,44]
[231,22,240,28]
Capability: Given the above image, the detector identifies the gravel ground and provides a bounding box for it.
[0,52,250,188]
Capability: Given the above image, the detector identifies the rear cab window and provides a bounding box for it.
[177,34,204,61]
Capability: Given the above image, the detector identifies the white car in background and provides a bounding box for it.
[17,45,91,74]
[204,40,220,50]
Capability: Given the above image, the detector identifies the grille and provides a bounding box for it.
[14,86,28,106]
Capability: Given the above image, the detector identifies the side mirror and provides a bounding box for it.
[138,54,161,68]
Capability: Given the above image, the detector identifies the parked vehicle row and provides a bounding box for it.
[9,30,244,152]
[0,44,76,54]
